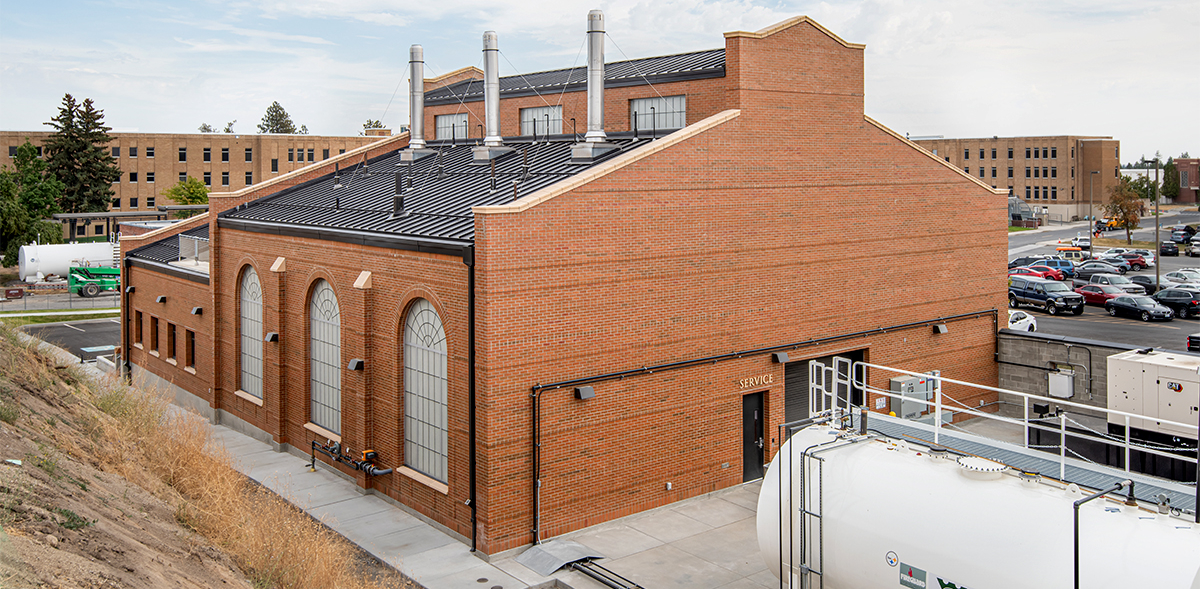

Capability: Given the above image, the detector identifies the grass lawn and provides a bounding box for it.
[0,312,120,328]
[1008,226,1034,232]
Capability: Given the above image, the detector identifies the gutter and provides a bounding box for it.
[464,245,479,552]
[121,256,132,380]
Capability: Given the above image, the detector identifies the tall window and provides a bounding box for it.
[245,148,253,162]
[222,147,230,162]
[435,114,468,140]
[167,323,176,360]
[178,147,187,162]
[630,95,686,132]
[310,280,341,434]
[185,330,195,369]
[135,311,143,344]
[520,106,563,136]
[239,266,263,399]
[404,298,448,483]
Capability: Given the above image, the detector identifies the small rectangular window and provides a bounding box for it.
[435,113,468,140]
[991,167,997,178]
[76,225,87,236]
[185,330,195,369]
[95,224,103,236]
[271,158,278,173]
[520,105,564,135]
[146,171,155,183]
[178,147,187,162]
[1034,168,1040,178]
[1043,167,1048,178]
[288,148,294,162]
[151,317,159,352]
[1008,148,1013,159]
[1025,186,1031,199]
[129,146,137,158]
[245,171,252,185]
[203,172,211,186]
[1051,167,1057,178]
[1071,147,1075,158]
[979,149,985,159]
[307,149,314,162]
[112,198,121,209]
[1025,147,1031,159]
[1026,167,1031,178]
[147,196,155,208]
[245,148,252,162]
[135,311,143,344]
[964,148,970,160]
[7,146,16,157]
[322,148,329,160]
[1051,147,1057,159]
[112,147,120,157]
[222,172,229,186]
[1052,187,1057,200]
[1034,186,1040,199]
[167,323,176,360]
[203,147,211,162]
[991,148,997,159]
[130,197,138,208]
[146,147,155,158]
[1008,167,1014,178]
[963,166,969,174]
[944,156,949,162]
[339,149,345,155]
[1115,147,1119,158]
[979,167,985,178]
[221,148,229,162]
[179,172,186,183]
[1115,167,1119,178]
[129,172,138,183]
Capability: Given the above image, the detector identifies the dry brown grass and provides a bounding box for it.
[0,325,411,589]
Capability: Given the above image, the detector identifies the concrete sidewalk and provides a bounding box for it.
[213,423,772,589]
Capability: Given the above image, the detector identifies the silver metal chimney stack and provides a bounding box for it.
[401,44,434,162]
[473,31,513,163]
[571,9,615,164]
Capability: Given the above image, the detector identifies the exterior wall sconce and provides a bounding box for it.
[265,332,280,343]
[156,295,166,303]
[933,324,949,334]
[191,307,202,315]
[772,352,789,363]
[124,286,135,293]
[348,359,365,371]
[574,386,595,400]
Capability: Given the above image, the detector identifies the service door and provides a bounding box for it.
[743,392,765,482]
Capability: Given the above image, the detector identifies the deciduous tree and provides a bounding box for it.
[223,120,237,133]
[43,94,121,214]
[0,142,65,265]
[161,176,209,219]
[198,123,215,133]
[361,119,384,135]
[1103,176,1142,244]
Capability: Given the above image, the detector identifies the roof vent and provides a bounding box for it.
[571,10,616,164]
[392,171,405,215]
[401,44,434,162]
[472,31,513,163]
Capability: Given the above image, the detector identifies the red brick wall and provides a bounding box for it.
[124,270,213,400]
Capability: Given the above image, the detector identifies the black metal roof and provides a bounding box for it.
[217,135,652,250]
[425,48,725,106]
[127,224,208,264]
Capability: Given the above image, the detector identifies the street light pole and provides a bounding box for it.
[1154,159,1160,288]
[1090,171,1099,258]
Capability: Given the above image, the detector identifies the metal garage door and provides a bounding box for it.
[784,350,864,422]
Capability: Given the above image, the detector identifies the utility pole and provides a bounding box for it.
[1154,158,1160,288]
[1090,171,1099,258]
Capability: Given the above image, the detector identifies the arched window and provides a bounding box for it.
[310,279,341,434]
[238,266,263,399]
[404,298,447,482]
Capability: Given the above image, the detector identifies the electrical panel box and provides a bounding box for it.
[1048,370,1074,399]
[890,374,937,420]
[1107,349,1200,440]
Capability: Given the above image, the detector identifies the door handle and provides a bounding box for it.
[756,437,764,449]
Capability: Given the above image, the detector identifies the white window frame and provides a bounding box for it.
[630,95,686,133]
[310,279,341,434]
[520,106,563,136]
[435,114,469,141]
[239,266,263,399]
[404,298,448,483]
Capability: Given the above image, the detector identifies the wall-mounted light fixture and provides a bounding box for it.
[933,324,949,335]
[156,295,167,303]
[772,352,789,363]
[264,332,280,343]
[191,307,203,315]
[574,386,595,400]
[348,359,365,371]
[124,286,135,294]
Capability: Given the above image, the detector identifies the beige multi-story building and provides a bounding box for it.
[1,130,388,238]
[913,135,1121,222]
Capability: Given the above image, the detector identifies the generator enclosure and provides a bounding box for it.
[889,373,938,420]
[1107,349,1200,441]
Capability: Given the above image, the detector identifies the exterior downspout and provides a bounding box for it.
[464,245,478,551]
[121,256,132,382]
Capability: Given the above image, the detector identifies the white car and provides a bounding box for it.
[1189,243,1200,257]
[1007,310,1037,332]
[1071,236,1091,248]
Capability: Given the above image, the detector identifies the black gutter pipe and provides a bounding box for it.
[528,309,996,545]
[1073,479,1131,589]
[121,256,132,382]
[465,245,478,552]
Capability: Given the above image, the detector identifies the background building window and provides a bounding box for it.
[979,149,984,159]
[112,198,121,209]
[151,317,159,353]
[203,147,211,162]
[1051,167,1057,178]
[1025,186,1031,198]
[310,280,341,434]
[1008,167,1014,178]
[963,149,969,160]
[245,172,252,185]
[271,158,278,173]
[135,311,143,345]
[222,172,229,186]
[145,147,155,158]
[1026,167,1031,178]
[239,266,263,399]
[288,148,294,162]
[222,148,229,162]
[129,147,137,158]
[1008,148,1014,159]
[322,148,329,160]
[245,148,253,162]
[95,224,103,235]
[166,323,176,361]
[1051,187,1057,200]
[7,146,16,157]
[991,148,997,159]
[630,95,686,132]
[435,113,468,140]
[1025,147,1031,159]
[978,167,984,178]
[991,167,997,178]
[147,197,155,208]
[129,172,138,183]
[146,172,155,183]
[520,106,563,136]
[203,172,211,186]
[179,172,186,182]
[130,197,138,208]
[1051,147,1057,158]
[307,149,314,162]
[404,298,448,483]
[112,147,120,157]
[178,147,186,162]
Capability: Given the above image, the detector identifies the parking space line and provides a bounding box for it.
[63,324,85,332]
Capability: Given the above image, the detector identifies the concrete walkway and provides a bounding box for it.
[212,423,771,589]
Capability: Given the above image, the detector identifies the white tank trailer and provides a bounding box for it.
[18,242,118,282]
[758,423,1200,589]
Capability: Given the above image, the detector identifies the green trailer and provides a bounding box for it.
[68,266,121,297]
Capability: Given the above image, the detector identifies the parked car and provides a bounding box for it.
[1071,235,1091,248]
[1172,224,1197,237]
[1093,256,1132,272]
[1189,333,1200,352]
[1171,231,1192,244]
[1161,241,1180,256]
[1025,265,1065,280]
[1188,242,1200,257]
[1007,309,1037,331]
[1115,253,1149,270]
[1129,249,1156,267]
[1075,284,1125,305]
[1008,256,1046,270]
[1055,247,1090,262]
[1072,273,1145,294]
[1010,266,1061,280]
[1009,276,1085,315]
[1152,288,1200,319]
[1074,261,1127,280]
[1105,295,1174,322]
[1032,258,1075,279]
[1164,271,1200,285]
[1129,275,1164,295]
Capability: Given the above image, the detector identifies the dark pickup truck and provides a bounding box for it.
[1009,276,1085,315]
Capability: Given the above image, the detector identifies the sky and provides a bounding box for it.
[0,0,1196,163]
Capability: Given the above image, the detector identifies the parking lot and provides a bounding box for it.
[19,318,122,362]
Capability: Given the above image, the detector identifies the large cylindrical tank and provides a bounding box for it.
[758,424,1200,589]
[18,242,118,281]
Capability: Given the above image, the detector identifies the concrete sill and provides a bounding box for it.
[399,466,449,495]
[303,422,340,444]
[133,343,143,350]
[148,350,159,358]
[234,389,264,407]
[183,366,196,375]
[165,358,177,366]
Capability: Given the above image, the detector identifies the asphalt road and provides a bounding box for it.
[21,318,122,362]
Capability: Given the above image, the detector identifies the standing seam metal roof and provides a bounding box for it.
[127,224,209,264]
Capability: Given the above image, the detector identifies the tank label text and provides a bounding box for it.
[899,564,926,589]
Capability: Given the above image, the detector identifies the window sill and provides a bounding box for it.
[399,466,449,495]
[148,350,159,357]
[304,422,340,444]
[133,343,143,350]
[183,366,196,375]
[165,358,177,366]
[234,389,264,406]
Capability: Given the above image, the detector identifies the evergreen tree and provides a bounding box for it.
[257,101,301,134]
[1162,158,1180,200]
[0,142,66,265]
[44,94,121,214]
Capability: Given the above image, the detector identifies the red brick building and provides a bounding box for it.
[1175,158,1199,203]
[121,15,1006,557]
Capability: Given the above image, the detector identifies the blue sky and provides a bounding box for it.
[1,0,1195,162]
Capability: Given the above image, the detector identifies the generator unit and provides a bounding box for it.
[890,372,939,420]
[1107,349,1200,444]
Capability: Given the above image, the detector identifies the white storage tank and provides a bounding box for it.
[18,242,118,281]
[758,424,1200,589]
